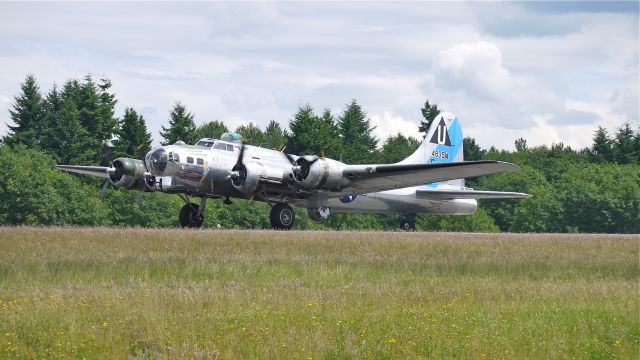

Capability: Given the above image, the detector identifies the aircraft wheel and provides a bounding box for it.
[400,219,414,232]
[270,203,295,230]
[179,202,204,228]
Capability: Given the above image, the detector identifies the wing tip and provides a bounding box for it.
[494,161,520,172]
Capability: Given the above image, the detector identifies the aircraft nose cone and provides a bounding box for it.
[145,148,168,175]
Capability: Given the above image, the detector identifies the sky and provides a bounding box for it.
[0,1,638,150]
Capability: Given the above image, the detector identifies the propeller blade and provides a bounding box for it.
[283,152,297,166]
[235,142,246,168]
[308,156,320,166]
[102,140,113,166]
[99,179,110,199]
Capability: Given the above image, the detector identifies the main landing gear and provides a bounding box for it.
[178,195,206,228]
[270,203,295,230]
[400,213,416,231]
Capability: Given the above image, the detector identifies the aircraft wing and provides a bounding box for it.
[340,160,519,194]
[56,165,110,179]
[416,188,530,199]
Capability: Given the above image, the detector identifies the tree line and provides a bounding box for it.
[1,74,638,233]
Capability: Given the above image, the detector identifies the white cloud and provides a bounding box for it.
[565,100,632,131]
[0,1,637,151]
[434,41,512,100]
[370,112,421,144]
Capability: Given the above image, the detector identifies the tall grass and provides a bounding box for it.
[0,228,637,358]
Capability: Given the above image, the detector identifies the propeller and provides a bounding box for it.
[282,150,324,182]
[229,141,246,183]
[225,142,262,206]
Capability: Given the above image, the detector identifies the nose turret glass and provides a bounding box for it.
[145,148,168,175]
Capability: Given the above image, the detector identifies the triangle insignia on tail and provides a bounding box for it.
[429,118,451,146]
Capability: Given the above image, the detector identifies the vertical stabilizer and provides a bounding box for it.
[399,112,464,188]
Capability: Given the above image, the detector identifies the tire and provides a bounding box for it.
[400,220,414,232]
[270,203,295,230]
[179,202,204,228]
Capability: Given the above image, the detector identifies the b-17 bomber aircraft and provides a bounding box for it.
[57,112,529,230]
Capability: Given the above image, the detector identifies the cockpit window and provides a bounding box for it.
[213,142,227,150]
[196,140,215,148]
[226,144,234,152]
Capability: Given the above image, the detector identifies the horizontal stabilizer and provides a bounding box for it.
[417,188,530,200]
[56,165,110,179]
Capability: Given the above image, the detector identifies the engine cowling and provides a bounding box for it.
[307,207,330,221]
[108,158,147,190]
[231,161,264,194]
[294,157,345,191]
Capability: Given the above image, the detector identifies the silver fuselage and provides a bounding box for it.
[147,141,477,215]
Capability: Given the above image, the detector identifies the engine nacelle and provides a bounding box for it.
[109,158,147,190]
[231,161,264,194]
[307,207,330,221]
[294,157,345,191]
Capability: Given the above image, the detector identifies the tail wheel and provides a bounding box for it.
[270,203,295,230]
[179,202,204,228]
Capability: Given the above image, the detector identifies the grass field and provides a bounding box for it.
[0,228,637,359]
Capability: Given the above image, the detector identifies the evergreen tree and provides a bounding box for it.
[462,137,485,187]
[263,120,287,150]
[337,100,377,163]
[194,120,228,141]
[61,79,82,105]
[45,79,103,165]
[590,126,613,163]
[634,125,640,163]
[287,105,340,157]
[47,98,94,165]
[77,75,100,136]
[66,75,119,164]
[96,78,118,143]
[286,105,316,155]
[418,100,441,136]
[379,133,420,163]
[463,137,485,161]
[612,122,636,164]
[113,108,152,160]
[40,84,63,156]
[4,74,45,148]
[318,108,342,157]
[236,122,264,145]
[160,102,197,145]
